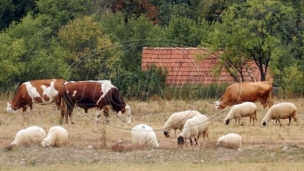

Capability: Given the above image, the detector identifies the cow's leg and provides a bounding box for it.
[55,97,61,110]
[266,99,273,108]
[59,99,66,124]
[95,111,101,124]
[95,108,110,124]
[65,105,74,124]
[68,107,74,124]
[22,107,27,112]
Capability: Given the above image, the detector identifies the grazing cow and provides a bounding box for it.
[214,81,273,110]
[7,79,66,115]
[61,81,131,124]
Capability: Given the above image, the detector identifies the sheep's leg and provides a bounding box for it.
[194,138,198,145]
[288,118,291,126]
[277,119,281,126]
[294,117,298,125]
[189,139,193,146]
[249,116,252,125]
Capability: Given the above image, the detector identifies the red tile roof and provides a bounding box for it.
[141,47,271,85]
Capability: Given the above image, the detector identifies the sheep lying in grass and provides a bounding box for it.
[216,133,242,149]
[6,126,46,150]
[41,126,69,147]
[262,102,297,126]
[177,114,209,147]
[163,110,201,138]
[131,124,159,147]
[224,102,257,125]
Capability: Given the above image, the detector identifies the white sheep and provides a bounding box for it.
[131,124,159,147]
[262,102,297,126]
[41,126,69,147]
[176,114,209,147]
[6,126,46,150]
[224,102,257,125]
[216,133,242,149]
[162,110,201,138]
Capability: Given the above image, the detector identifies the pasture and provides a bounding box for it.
[1,97,304,171]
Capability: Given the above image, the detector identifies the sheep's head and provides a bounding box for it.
[41,141,50,147]
[177,135,185,145]
[262,120,267,126]
[225,119,230,125]
[163,130,170,137]
[5,144,16,151]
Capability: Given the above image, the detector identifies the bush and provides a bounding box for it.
[113,65,167,100]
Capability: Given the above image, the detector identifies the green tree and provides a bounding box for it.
[5,14,68,83]
[207,0,296,82]
[0,0,37,30]
[99,12,164,72]
[164,16,209,46]
[36,0,90,31]
[109,0,158,23]
[0,33,26,88]
[58,16,121,80]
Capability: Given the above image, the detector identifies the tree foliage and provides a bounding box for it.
[0,0,37,30]
[0,0,304,98]
[207,0,297,82]
[58,16,122,81]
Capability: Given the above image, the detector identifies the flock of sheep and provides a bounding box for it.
[132,101,298,150]
[134,110,242,149]
[6,126,69,150]
[6,101,298,151]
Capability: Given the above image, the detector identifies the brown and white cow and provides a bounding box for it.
[61,81,131,124]
[7,79,66,116]
[214,81,273,110]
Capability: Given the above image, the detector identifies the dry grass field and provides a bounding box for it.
[1,97,304,171]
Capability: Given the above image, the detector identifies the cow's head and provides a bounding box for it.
[117,104,131,124]
[214,101,222,109]
[163,130,170,137]
[7,103,17,113]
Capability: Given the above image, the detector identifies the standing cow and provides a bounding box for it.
[214,81,273,109]
[61,81,131,124]
[7,79,66,121]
